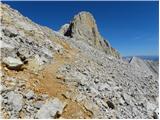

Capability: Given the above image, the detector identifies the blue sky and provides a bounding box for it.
[3,1,159,56]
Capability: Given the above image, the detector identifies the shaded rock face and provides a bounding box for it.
[60,12,120,59]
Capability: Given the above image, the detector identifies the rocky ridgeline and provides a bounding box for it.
[0,3,159,119]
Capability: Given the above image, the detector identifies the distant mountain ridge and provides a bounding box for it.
[123,55,159,61]
[129,56,159,77]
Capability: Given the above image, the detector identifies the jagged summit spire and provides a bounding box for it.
[59,11,121,58]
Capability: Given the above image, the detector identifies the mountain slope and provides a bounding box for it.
[0,3,159,119]
[129,57,159,76]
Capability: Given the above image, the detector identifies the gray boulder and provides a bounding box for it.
[36,98,66,119]
[6,91,23,112]
[3,57,23,70]
[25,90,35,99]
[0,40,14,50]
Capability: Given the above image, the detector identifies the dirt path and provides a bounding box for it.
[28,40,92,118]
[3,39,92,118]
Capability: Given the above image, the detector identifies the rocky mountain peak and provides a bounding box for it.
[62,11,101,41]
[60,11,121,59]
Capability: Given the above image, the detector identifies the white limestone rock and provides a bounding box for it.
[6,91,23,112]
[3,57,23,70]
[36,98,66,119]
[25,90,35,99]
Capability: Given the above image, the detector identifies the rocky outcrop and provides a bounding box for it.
[59,11,120,58]
[59,24,70,35]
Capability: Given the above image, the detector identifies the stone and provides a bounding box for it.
[83,100,98,114]
[94,78,99,84]
[106,100,115,109]
[41,94,49,99]
[122,93,132,105]
[90,87,99,95]
[25,90,35,99]
[0,71,4,78]
[2,27,18,37]
[2,98,8,104]
[0,40,14,49]
[34,101,44,109]
[147,102,157,112]
[118,97,125,105]
[6,91,23,112]
[98,83,111,91]
[41,47,53,58]
[3,57,23,70]
[17,47,33,59]
[75,93,86,102]
[152,108,159,119]
[36,98,66,119]
[27,55,48,73]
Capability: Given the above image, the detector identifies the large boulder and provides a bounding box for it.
[0,40,15,50]
[6,91,23,112]
[36,98,66,119]
[2,57,23,70]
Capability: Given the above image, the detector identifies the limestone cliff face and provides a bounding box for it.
[59,12,121,59]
